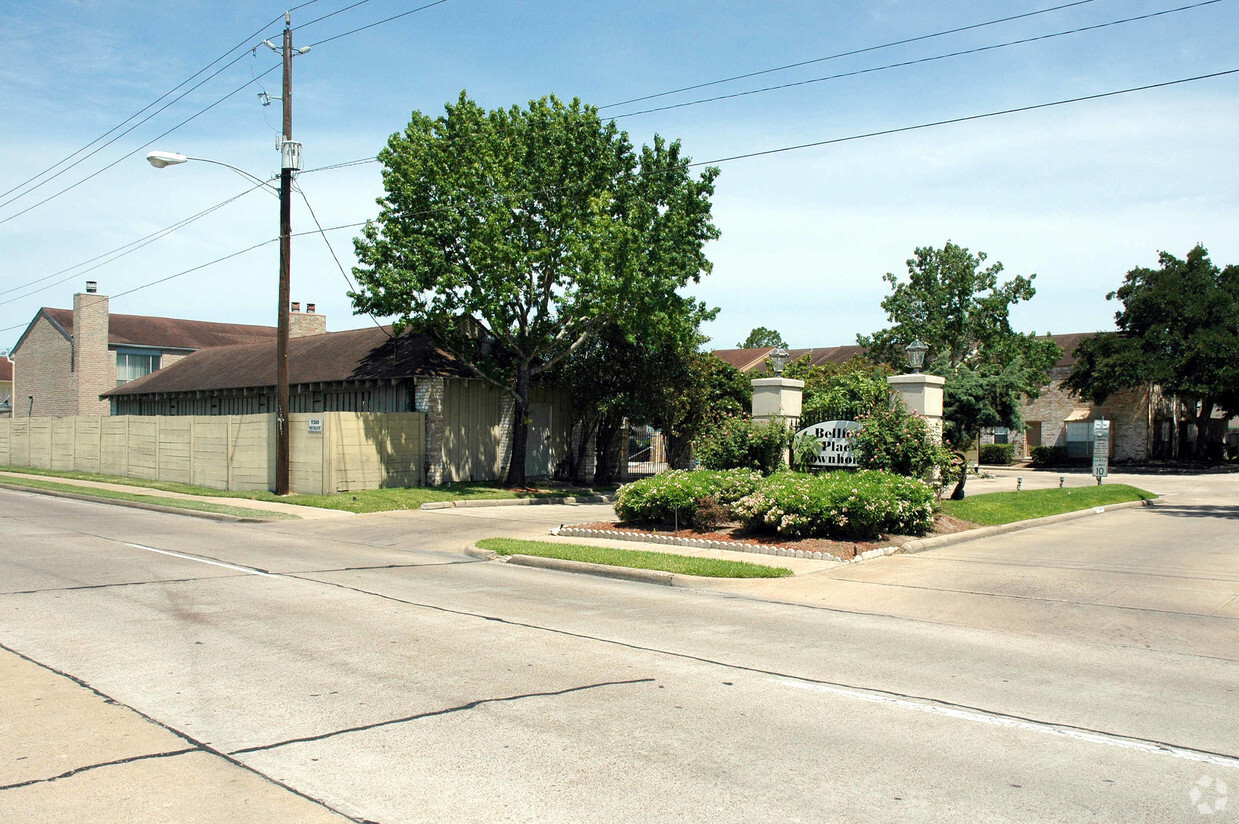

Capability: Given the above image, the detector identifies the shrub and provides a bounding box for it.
[848,401,952,481]
[979,443,1015,465]
[732,470,936,539]
[691,496,728,531]
[1029,445,1077,466]
[614,469,762,525]
[694,416,791,475]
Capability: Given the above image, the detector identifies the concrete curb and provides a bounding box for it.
[899,497,1155,553]
[550,525,865,564]
[420,494,615,511]
[503,553,676,585]
[0,481,275,524]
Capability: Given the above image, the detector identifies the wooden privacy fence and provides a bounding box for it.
[0,412,426,494]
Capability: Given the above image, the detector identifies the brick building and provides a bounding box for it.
[10,285,279,418]
[0,356,12,416]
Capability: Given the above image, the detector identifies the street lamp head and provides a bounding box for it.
[905,339,929,373]
[146,151,188,169]
[769,346,791,376]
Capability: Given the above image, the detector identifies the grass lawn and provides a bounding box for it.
[476,538,793,579]
[0,475,300,520]
[940,484,1156,526]
[0,465,608,514]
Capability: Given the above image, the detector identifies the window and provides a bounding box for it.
[116,352,160,386]
[1065,421,1093,458]
[992,426,1010,445]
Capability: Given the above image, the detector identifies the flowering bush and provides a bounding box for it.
[849,401,952,483]
[731,470,936,539]
[614,469,763,524]
[694,415,791,475]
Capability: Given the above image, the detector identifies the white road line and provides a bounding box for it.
[124,543,273,577]
[773,677,1239,769]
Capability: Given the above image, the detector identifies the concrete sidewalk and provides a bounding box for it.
[0,646,351,823]
[0,470,348,520]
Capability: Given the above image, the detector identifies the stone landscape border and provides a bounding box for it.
[550,524,898,564]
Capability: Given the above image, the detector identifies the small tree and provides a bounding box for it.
[849,401,952,488]
[737,327,787,349]
[351,92,720,486]
[858,241,1060,495]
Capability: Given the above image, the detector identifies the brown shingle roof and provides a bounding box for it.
[711,345,867,373]
[104,325,471,397]
[43,307,275,351]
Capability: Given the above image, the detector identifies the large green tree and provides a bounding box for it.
[1064,245,1239,458]
[857,241,1061,495]
[351,92,720,485]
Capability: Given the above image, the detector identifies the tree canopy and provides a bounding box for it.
[1064,244,1239,457]
[857,241,1061,449]
[737,326,787,349]
[351,92,720,485]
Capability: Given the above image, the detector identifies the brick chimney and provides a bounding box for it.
[73,284,111,415]
[289,300,327,338]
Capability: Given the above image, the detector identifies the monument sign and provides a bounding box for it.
[795,420,860,469]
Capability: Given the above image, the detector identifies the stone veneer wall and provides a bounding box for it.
[1016,368,1153,462]
[414,376,446,485]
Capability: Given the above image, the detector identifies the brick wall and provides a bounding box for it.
[74,292,112,417]
[13,314,76,417]
[1020,368,1152,462]
[289,308,327,338]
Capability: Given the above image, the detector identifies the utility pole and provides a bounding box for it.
[275,11,301,495]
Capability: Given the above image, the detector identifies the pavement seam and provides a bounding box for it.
[0,748,199,791]
[0,641,368,824]
[228,678,655,755]
[283,572,1239,763]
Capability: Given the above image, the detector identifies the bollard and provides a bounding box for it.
[1016,477,1023,492]
[1059,475,1065,489]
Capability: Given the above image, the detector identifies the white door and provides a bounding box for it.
[524,402,553,478]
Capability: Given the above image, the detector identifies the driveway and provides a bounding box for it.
[705,469,1239,660]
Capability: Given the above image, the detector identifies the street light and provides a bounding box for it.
[768,346,791,376]
[146,147,298,495]
[145,152,279,195]
[905,339,928,373]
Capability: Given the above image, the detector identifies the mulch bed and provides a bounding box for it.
[570,513,976,562]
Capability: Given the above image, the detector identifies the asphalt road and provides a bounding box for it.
[1,475,1236,823]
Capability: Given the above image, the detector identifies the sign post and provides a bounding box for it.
[1092,419,1110,484]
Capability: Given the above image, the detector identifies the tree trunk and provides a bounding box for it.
[571,418,599,485]
[1193,398,1215,460]
[504,366,532,487]
[950,450,967,500]
[593,416,620,486]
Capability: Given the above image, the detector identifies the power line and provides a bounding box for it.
[612,0,1224,119]
[0,64,280,227]
[689,67,1239,167]
[600,0,1102,110]
[294,182,394,335]
[0,10,305,210]
[299,0,378,30]
[0,181,271,304]
[9,65,1230,328]
[303,0,453,48]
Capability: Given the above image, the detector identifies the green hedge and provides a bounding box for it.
[1028,445,1087,467]
[694,416,791,475]
[731,470,936,539]
[616,468,937,539]
[979,443,1015,465]
[613,469,763,524]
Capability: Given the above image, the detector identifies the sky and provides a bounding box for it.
[1,0,1236,354]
